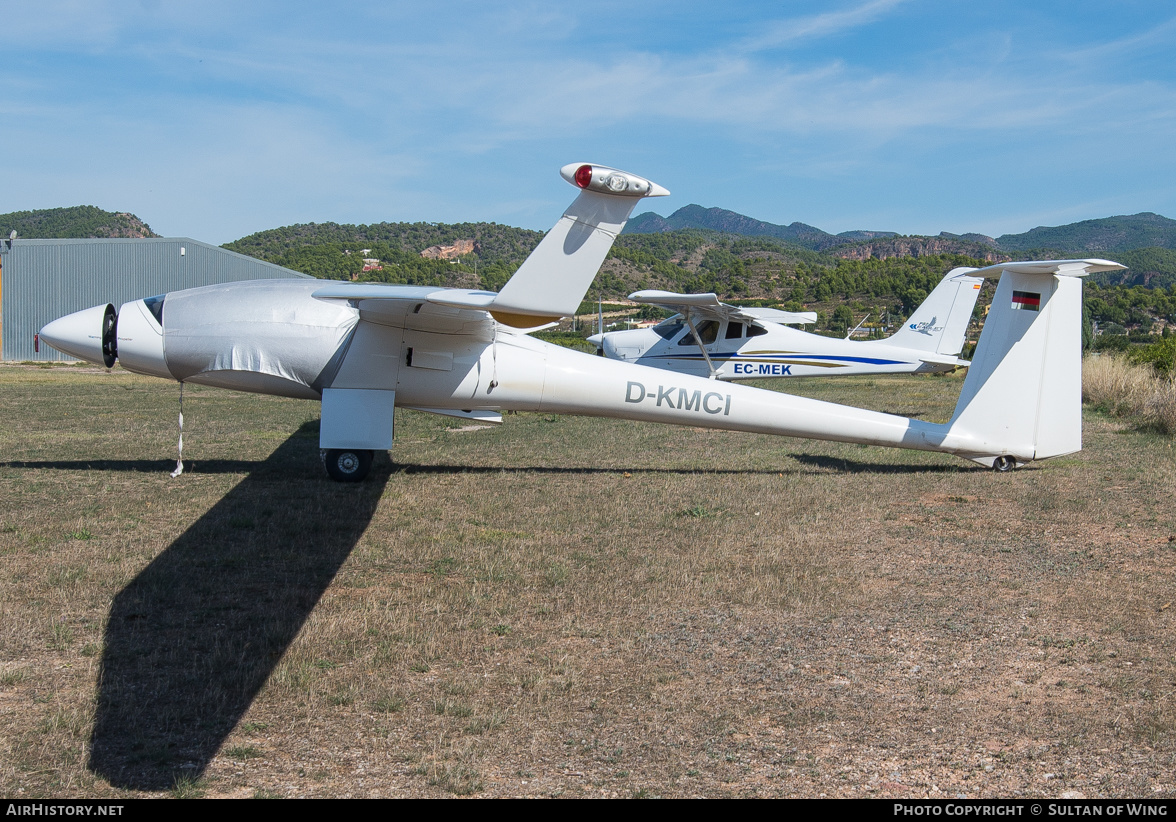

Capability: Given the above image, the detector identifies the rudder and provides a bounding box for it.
[879,269,984,355]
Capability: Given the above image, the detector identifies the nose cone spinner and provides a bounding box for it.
[39,304,118,367]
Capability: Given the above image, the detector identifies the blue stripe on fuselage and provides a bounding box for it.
[651,353,910,366]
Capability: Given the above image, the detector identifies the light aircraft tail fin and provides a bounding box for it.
[878,268,984,355]
[434,164,668,328]
[944,259,1123,466]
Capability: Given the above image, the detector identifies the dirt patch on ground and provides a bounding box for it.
[0,368,1173,797]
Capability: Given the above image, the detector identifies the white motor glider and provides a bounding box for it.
[39,162,1122,481]
[587,269,983,380]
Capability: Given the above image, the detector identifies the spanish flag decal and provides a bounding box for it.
[1012,290,1040,311]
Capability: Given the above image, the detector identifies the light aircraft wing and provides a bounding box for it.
[628,290,816,325]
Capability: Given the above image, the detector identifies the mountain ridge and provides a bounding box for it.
[7,205,1176,292]
[5,204,1172,333]
[625,205,1176,257]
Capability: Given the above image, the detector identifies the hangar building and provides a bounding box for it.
[0,237,310,361]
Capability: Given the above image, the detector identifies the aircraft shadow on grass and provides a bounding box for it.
[1,459,265,474]
[87,421,389,791]
[390,455,977,477]
[71,428,976,790]
[3,453,976,479]
[786,453,978,475]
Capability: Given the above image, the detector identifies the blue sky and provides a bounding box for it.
[3,1,1175,244]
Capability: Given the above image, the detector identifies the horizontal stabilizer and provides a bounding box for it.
[919,354,971,369]
[967,258,1124,278]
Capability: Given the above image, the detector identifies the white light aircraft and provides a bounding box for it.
[587,269,983,380]
[39,162,1122,482]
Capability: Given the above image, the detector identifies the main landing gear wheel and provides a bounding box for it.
[322,449,374,482]
[992,455,1017,473]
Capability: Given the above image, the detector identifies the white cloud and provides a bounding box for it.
[738,0,910,52]
[3,3,1175,239]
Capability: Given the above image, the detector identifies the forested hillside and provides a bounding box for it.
[217,219,1008,334]
[626,206,837,249]
[6,204,1172,338]
[0,206,156,239]
[227,218,967,304]
[221,217,1176,339]
[222,221,544,292]
[996,212,1176,254]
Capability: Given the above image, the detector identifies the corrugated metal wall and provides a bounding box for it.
[0,238,310,361]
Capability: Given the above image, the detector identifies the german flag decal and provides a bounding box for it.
[1012,290,1041,311]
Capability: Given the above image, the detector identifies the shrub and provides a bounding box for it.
[1145,377,1176,435]
[1083,355,1153,416]
[1083,354,1176,435]
[1092,334,1131,353]
[1128,336,1176,378]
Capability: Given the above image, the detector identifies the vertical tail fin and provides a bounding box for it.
[945,259,1124,465]
[879,268,984,355]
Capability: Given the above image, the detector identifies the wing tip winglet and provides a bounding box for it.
[560,163,670,198]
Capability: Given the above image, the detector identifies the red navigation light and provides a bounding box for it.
[574,164,593,189]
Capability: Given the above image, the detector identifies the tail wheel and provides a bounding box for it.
[993,455,1016,473]
[322,449,373,482]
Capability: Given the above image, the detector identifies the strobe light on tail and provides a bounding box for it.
[37,162,1122,481]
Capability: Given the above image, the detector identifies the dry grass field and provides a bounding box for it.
[1,362,1174,798]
